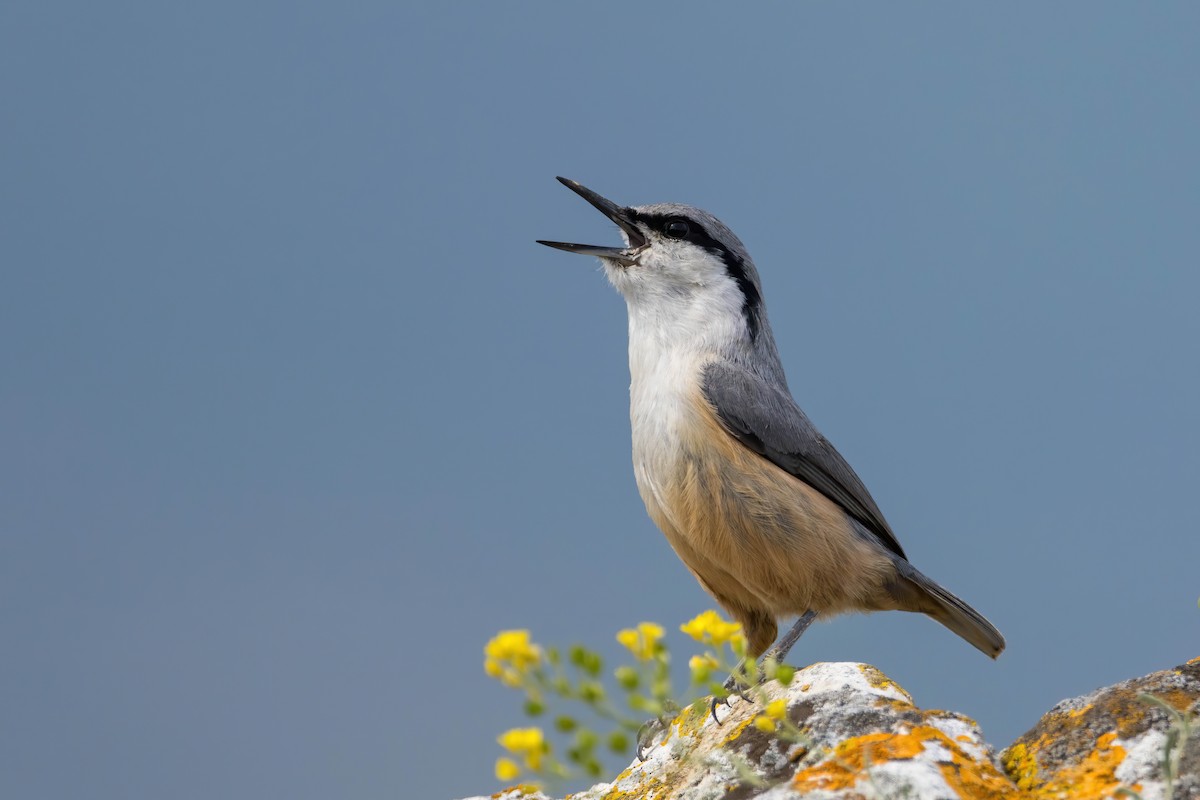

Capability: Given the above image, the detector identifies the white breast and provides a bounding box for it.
[627,343,700,543]
[624,301,733,525]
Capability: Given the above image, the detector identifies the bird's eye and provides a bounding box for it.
[663,219,690,239]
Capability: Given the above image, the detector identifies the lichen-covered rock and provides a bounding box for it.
[608,661,1017,799]
[1000,656,1200,800]
[461,658,1199,800]
[480,662,1014,800]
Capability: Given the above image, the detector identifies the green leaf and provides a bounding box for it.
[583,652,604,676]
[614,665,640,690]
[579,681,605,703]
[569,645,588,667]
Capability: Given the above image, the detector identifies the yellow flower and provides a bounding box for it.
[498,726,545,754]
[764,699,788,721]
[639,621,665,640]
[616,621,665,660]
[484,630,542,682]
[680,610,744,646]
[485,630,542,669]
[495,757,521,782]
[688,653,718,682]
[753,715,777,733]
[498,727,547,772]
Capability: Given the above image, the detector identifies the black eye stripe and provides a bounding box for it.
[629,210,762,342]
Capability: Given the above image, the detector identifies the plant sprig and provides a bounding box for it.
[484,610,802,789]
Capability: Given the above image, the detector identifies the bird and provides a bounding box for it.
[537,177,1005,689]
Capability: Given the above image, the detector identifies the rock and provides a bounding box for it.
[1001,656,1200,800]
[462,658,1199,800]
[593,661,1014,799]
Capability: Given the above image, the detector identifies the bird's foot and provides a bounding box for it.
[635,700,681,761]
[709,611,817,725]
[710,670,757,724]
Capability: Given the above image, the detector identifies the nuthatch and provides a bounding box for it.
[538,177,1004,682]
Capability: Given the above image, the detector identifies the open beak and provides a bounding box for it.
[537,177,647,265]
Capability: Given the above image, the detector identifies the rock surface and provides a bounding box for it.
[1002,656,1200,800]
[462,657,1199,800]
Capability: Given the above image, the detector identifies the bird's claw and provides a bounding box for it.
[710,673,755,724]
[709,694,731,724]
[635,717,664,761]
[635,701,681,761]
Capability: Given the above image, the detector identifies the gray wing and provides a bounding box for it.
[702,361,907,561]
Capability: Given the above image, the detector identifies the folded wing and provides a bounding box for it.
[702,361,907,561]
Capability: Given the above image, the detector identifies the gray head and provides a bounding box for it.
[538,178,775,357]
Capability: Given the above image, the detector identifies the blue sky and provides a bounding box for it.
[2,3,1198,798]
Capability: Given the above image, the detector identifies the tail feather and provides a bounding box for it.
[893,563,1006,659]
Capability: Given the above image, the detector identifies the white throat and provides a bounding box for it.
[619,264,748,462]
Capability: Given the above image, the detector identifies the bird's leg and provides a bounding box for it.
[762,609,818,665]
[710,610,818,723]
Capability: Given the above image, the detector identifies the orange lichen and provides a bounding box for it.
[1005,729,1143,800]
[792,729,924,792]
[939,754,1025,800]
[1035,732,1136,799]
[792,724,1020,797]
